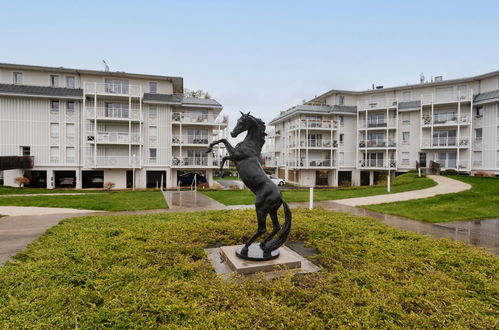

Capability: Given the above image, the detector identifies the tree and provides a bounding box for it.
[14,177,30,188]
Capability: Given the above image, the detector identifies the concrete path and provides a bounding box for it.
[0,193,97,198]
[0,206,102,217]
[163,190,226,212]
[334,175,471,206]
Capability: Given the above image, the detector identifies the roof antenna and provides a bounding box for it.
[102,60,110,72]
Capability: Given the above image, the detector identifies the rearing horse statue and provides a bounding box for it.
[206,112,291,260]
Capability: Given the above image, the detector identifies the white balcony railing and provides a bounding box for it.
[359,159,397,168]
[287,159,335,168]
[358,140,397,148]
[172,135,210,145]
[421,114,470,126]
[421,137,469,148]
[86,107,141,121]
[172,112,228,125]
[289,119,338,130]
[298,139,337,148]
[171,157,218,167]
[84,82,142,97]
[95,132,141,144]
[359,99,398,109]
[359,119,396,129]
[87,156,141,168]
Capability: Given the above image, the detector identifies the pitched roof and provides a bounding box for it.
[474,89,499,104]
[143,93,181,105]
[143,93,222,109]
[0,83,83,99]
[398,100,421,111]
[269,104,357,124]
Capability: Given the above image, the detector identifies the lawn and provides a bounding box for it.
[203,172,436,205]
[0,186,105,195]
[0,190,167,211]
[364,175,499,223]
[213,175,241,181]
[0,209,496,328]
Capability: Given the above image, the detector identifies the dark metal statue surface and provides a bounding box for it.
[206,112,291,260]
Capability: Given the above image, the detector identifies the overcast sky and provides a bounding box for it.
[2,0,499,134]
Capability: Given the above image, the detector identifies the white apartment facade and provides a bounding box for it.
[0,63,228,189]
[268,71,499,186]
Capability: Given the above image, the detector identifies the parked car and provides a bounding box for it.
[177,173,207,187]
[267,175,285,186]
[89,177,104,188]
[59,177,75,188]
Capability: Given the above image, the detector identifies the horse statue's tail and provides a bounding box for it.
[262,200,292,253]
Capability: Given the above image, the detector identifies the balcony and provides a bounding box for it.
[359,99,398,110]
[84,82,142,97]
[172,135,210,146]
[171,157,219,168]
[359,159,397,169]
[93,132,141,144]
[172,112,228,126]
[289,119,338,130]
[421,114,470,126]
[287,159,335,168]
[435,159,468,170]
[359,119,396,129]
[358,140,396,148]
[298,139,337,148]
[421,137,469,148]
[86,107,141,121]
[87,156,141,168]
[421,90,472,105]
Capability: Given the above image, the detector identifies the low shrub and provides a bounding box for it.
[14,176,30,188]
[475,171,495,177]
[442,169,458,176]
[103,181,116,191]
[197,182,210,189]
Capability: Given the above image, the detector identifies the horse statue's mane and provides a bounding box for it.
[245,113,267,149]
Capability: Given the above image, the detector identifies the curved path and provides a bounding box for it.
[334,175,471,207]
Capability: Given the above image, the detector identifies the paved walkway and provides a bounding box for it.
[0,206,102,216]
[163,190,226,212]
[334,175,471,206]
[0,193,96,198]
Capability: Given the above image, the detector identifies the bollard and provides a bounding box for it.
[418,167,421,177]
[309,186,314,210]
[387,174,391,193]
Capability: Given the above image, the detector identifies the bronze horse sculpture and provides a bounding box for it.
[206,112,291,260]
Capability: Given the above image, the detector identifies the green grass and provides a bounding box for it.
[0,209,497,328]
[213,176,241,181]
[0,190,167,211]
[203,172,436,205]
[364,176,499,223]
[0,186,105,195]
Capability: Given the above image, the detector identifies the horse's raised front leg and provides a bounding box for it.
[205,138,235,156]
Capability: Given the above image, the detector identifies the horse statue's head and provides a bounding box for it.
[231,111,266,138]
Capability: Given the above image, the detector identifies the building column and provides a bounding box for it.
[369,171,374,186]
[75,170,82,189]
[47,169,54,189]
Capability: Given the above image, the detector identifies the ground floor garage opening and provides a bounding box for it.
[23,170,47,188]
[176,170,207,187]
[147,171,167,189]
[338,171,352,186]
[54,170,76,188]
[360,171,370,186]
[315,170,329,186]
[373,171,387,185]
[82,170,104,188]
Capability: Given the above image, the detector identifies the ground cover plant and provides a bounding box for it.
[203,172,436,205]
[364,175,499,222]
[0,190,166,211]
[0,209,496,328]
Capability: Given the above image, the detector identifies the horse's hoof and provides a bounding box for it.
[259,242,266,250]
[240,246,248,255]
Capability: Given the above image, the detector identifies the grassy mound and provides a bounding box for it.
[0,209,497,328]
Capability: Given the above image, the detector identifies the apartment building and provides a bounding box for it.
[0,63,228,189]
[268,71,499,187]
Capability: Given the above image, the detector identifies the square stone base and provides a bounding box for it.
[205,245,320,278]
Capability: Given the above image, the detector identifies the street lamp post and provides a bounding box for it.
[132,153,136,191]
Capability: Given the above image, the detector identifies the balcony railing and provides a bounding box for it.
[172,135,210,145]
[421,137,469,148]
[287,159,335,168]
[86,107,141,121]
[84,82,142,97]
[359,99,398,109]
[87,156,141,168]
[421,90,472,105]
[299,139,337,148]
[421,114,470,126]
[359,159,397,168]
[172,112,228,125]
[171,157,218,167]
[289,119,338,130]
[358,140,396,148]
[95,132,141,144]
[359,119,396,129]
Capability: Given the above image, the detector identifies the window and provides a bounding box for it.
[475,106,483,118]
[66,123,75,138]
[105,103,129,118]
[401,152,410,165]
[402,112,410,124]
[50,123,60,138]
[339,133,344,145]
[50,146,59,163]
[339,115,344,126]
[149,148,157,161]
[432,130,456,146]
[149,126,158,140]
[66,101,75,113]
[20,146,30,156]
[149,82,158,93]
[105,79,129,94]
[66,76,75,88]
[50,101,60,113]
[66,147,75,163]
[50,75,60,87]
[13,72,23,84]
[149,106,157,119]
[402,132,410,144]
[367,113,385,127]
[338,95,344,105]
[402,91,411,102]
[187,128,208,144]
[474,128,483,141]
